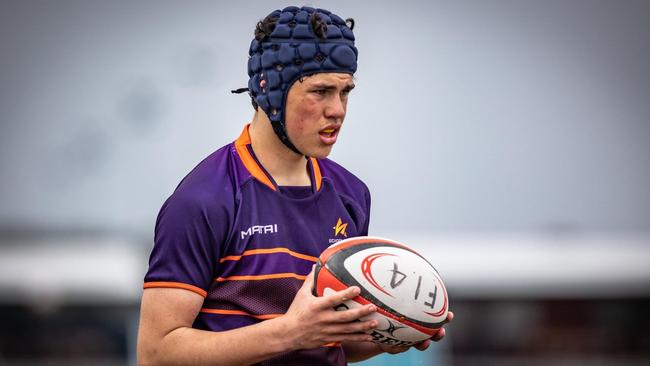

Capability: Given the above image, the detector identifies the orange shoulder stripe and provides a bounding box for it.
[219,247,319,263]
[215,272,307,282]
[234,124,276,191]
[144,281,207,298]
[310,157,322,191]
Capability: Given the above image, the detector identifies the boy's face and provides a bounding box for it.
[283,73,355,158]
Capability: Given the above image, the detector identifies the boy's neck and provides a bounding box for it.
[248,114,311,187]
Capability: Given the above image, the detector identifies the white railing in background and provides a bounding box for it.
[0,233,649,304]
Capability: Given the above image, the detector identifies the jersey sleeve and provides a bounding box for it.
[144,177,235,298]
[360,185,371,235]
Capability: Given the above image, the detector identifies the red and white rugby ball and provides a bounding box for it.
[314,236,448,346]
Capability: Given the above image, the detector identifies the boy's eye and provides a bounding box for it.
[313,89,327,95]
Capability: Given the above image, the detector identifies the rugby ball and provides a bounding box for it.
[314,236,448,346]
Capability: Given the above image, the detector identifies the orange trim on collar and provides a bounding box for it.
[234,125,277,191]
[234,124,323,192]
[310,157,322,191]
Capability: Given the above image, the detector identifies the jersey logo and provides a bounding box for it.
[241,224,278,239]
[333,218,348,238]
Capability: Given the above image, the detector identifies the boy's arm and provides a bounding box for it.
[137,270,378,366]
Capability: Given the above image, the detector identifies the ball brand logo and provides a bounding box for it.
[368,330,414,347]
[240,224,278,239]
[333,218,348,238]
[370,319,413,347]
[360,253,397,298]
[378,319,407,337]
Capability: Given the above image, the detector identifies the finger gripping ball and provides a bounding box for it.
[313,236,449,346]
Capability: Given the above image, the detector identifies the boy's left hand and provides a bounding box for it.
[377,311,454,354]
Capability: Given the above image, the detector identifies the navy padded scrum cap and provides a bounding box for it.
[247,5,358,155]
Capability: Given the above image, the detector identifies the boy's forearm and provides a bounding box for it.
[138,316,292,366]
[341,341,384,363]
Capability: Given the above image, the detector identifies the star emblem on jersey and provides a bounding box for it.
[333,218,348,237]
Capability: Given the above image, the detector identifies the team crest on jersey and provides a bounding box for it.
[329,218,348,244]
[333,218,348,238]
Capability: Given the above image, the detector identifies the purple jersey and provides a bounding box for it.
[144,125,371,365]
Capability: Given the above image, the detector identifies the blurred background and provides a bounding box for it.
[1,0,649,365]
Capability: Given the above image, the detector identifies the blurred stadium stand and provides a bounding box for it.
[1,231,649,365]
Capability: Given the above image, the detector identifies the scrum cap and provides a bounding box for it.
[246,6,358,155]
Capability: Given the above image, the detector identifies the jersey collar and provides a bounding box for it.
[234,124,322,192]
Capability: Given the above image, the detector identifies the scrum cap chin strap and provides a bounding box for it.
[233,6,357,156]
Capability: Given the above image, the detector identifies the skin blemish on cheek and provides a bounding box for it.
[296,119,306,132]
